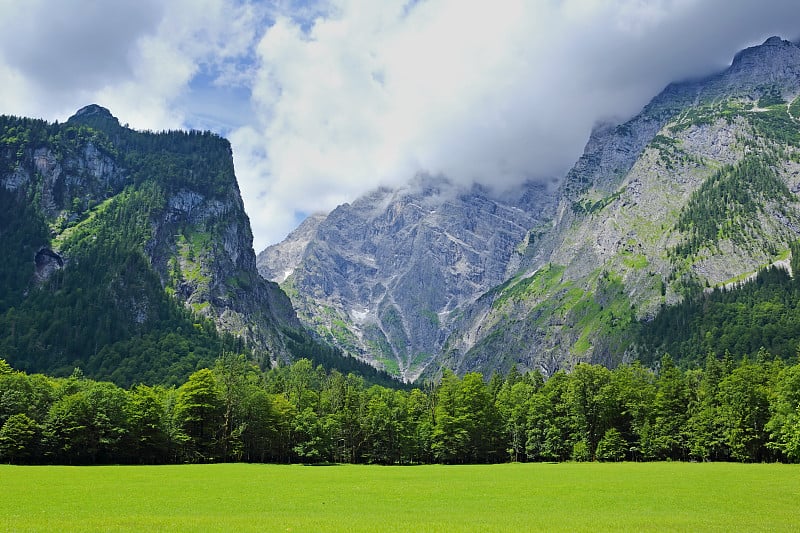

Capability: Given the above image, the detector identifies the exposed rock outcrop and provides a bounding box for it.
[259,176,556,380]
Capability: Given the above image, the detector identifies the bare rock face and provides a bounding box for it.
[33,247,63,283]
[259,176,556,381]
[259,213,328,284]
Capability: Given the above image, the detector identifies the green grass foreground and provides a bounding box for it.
[2,462,799,532]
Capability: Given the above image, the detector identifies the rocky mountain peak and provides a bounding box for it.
[67,104,122,133]
[259,175,556,380]
[69,103,117,121]
[727,36,800,87]
[731,36,797,64]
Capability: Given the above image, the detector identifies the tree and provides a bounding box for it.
[431,371,469,463]
[239,388,278,463]
[126,384,169,464]
[42,391,95,464]
[0,413,37,463]
[611,362,655,460]
[362,386,403,464]
[292,407,330,462]
[526,371,575,462]
[717,360,770,462]
[213,353,261,461]
[567,364,614,460]
[766,364,800,462]
[496,378,534,462]
[404,387,434,464]
[176,368,223,462]
[642,355,689,460]
[596,428,627,462]
[686,354,727,461]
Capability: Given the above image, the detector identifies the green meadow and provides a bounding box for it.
[2,462,798,532]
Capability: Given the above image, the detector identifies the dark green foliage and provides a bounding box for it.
[756,85,785,108]
[0,114,248,386]
[749,106,800,145]
[0,190,49,311]
[671,155,792,259]
[638,265,800,367]
[3,353,800,465]
[0,181,239,386]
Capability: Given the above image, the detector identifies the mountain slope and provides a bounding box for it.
[258,177,556,381]
[0,105,304,384]
[440,37,800,377]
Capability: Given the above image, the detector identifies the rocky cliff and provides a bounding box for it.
[0,105,301,383]
[258,177,555,381]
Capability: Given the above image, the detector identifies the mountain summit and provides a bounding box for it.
[258,177,555,381]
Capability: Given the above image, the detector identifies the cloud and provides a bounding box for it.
[0,0,264,130]
[2,1,800,251]
[237,0,800,249]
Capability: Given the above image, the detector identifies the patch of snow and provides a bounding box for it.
[273,268,294,283]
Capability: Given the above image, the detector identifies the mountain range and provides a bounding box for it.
[260,36,800,381]
[3,37,800,386]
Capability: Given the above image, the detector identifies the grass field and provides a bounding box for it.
[2,462,799,531]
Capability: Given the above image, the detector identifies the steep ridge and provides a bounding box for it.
[0,105,303,384]
[258,177,556,381]
[439,37,800,378]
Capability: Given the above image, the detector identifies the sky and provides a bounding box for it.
[1,0,800,250]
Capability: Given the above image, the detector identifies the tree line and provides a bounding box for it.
[2,351,799,465]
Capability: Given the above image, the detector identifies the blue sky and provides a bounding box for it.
[1,0,800,250]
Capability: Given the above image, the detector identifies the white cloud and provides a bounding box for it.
[2,0,800,250]
[238,0,800,249]
[0,0,263,129]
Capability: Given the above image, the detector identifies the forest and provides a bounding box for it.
[1,350,799,465]
[639,241,800,367]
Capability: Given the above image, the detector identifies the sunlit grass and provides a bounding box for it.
[2,462,799,531]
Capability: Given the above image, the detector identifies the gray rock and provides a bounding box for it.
[259,176,555,380]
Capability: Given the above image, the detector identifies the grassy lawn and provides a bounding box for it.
[2,462,799,531]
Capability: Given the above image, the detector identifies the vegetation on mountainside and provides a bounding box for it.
[0,113,397,388]
[572,187,626,215]
[0,115,244,385]
[669,154,794,260]
[3,350,800,465]
[639,244,800,367]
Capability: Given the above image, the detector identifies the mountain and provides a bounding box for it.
[258,177,556,381]
[0,105,394,386]
[439,36,800,377]
[263,36,800,382]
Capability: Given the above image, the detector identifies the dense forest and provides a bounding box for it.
[639,241,800,367]
[2,351,799,465]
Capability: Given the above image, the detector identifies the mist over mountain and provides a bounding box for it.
[263,36,800,381]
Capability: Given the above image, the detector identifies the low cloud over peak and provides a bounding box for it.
[2,1,800,249]
[234,0,800,248]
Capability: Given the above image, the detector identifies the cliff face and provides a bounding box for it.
[0,105,300,383]
[258,177,556,381]
[440,37,800,378]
